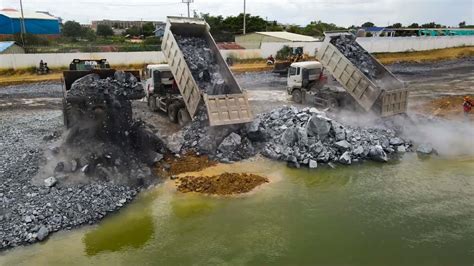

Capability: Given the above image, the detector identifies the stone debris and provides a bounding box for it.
[175,35,230,95]
[172,106,410,167]
[330,35,378,80]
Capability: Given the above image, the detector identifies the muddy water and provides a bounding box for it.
[1,154,473,265]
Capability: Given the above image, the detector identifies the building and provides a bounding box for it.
[0,41,25,54]
[0,9,60,40]
[235,31,318,49]
[91,20,165,30]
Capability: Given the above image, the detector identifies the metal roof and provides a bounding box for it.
[255,31,317,42]
[0,41,16,52]
[0,10,58,20]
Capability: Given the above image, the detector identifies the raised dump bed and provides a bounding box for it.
[161,17,253,126]
[316,32,408,117]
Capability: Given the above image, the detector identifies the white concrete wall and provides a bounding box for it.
[1,36,473,70]
[356,36,474,53]
[259,42,323,57]
[0,51,166,70]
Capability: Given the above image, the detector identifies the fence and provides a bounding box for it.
[0,51,166,69]
[357,36,474,53]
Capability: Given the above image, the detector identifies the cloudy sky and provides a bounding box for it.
[1,0,473,27]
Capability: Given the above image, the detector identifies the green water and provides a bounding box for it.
[1,154,473,265]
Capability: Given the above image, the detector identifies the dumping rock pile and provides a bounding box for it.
[67,71,144,99]
[172,106,411,167]
[175,35,230,95]
[330,35,378,80]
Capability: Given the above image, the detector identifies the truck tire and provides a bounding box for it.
[292,89,302,103]
[148,95,158,112]
[167,103,179,123]
[177,108,191,126]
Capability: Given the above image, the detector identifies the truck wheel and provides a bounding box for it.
[148,95,158,112]
[167,103,178,123]
[177,108,191,126]
[292,89,302,103]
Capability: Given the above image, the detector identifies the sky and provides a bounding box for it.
[0,0,473,27]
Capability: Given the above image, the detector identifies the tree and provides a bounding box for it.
[299,20,346,36]
[96,25,114,37]
[407,23,419,28]
[421,22,443,28]
[62,21,82,38]
[459,21,466,28]
[361,22,375,28]
[142,22,155,37]
[391,23,402,28]
[267,21,284,31]
[124,26,141,37]
[81,27,96,41]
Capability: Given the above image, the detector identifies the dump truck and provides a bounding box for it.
[62,59,142,128]
[144,64,191,126]
[161,16,253,126]
[315,32,408,117]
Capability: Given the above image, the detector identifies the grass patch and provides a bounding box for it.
[374,46,474,64]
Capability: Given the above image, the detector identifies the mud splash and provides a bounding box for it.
[176,172,269,195]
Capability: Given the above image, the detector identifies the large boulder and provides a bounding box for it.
[331,121,346,141]
[416,143,433,155]
[36,226,49,241]
[44,177,57,187]
[281,128,297,146]
[334,140,351,151]
[218,132,242,155]
[306,115,331,140]
[167,131,185,154]
[369,145,388,162]
[339,151,352,165]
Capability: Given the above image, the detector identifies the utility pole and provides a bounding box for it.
[19,0,26,46]
[182,0,193,18]
[243,0,246,34]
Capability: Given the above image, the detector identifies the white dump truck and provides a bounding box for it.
[315,32,408,117]
[161,17,253,126]
[144,64,191,126]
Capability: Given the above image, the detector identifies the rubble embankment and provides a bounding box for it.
[0,72,165,251]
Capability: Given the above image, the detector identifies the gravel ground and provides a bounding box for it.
[0,105,140,250]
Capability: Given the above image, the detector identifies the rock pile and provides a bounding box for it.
[67,71,144,99]
[175,35,230,95]
[170,106,411,167]
[249,106,410,167]
[330,35,378,80]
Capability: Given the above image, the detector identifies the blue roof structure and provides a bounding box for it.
[0,10,60,35]
[0,41,15,52]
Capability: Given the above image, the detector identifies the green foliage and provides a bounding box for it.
[361,22,375,28]
[142,22,155,37]
[459,21,466,28]
[390,23,402,28]
[300,21,345,36]
[81,27,96,41]
[14,33,50,46]
[421,22,444,28]
[201,13,267,41]
[124,26,142,37]
[144,36,161,45]
[407,23,419,28]
[266,21,284,31]
[62,21,82,38]
[97,25,114,37]
[276,45,292,60]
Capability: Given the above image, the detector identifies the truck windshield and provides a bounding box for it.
[161,71,173,79]
[289,67,297,76]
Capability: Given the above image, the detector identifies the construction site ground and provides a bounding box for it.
[0,57,473,249]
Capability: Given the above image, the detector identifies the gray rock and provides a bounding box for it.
[168,131,185,154]
[331,121,346,141]
[281,128,297,146]
[339,151,352,165]
[36,226,49,241]
[397,145,406,153]
[306,114,331,139]
[44,176,57,187]
[334,140,351,151]
[353,146,365,156]
[309,159,318,169]
[416,143,433,155]
[369,145,388,162]
[218,132,242,154]
[389,137,404,146]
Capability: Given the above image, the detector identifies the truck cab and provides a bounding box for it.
[287,61,327,103]
[144,64,191,126]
